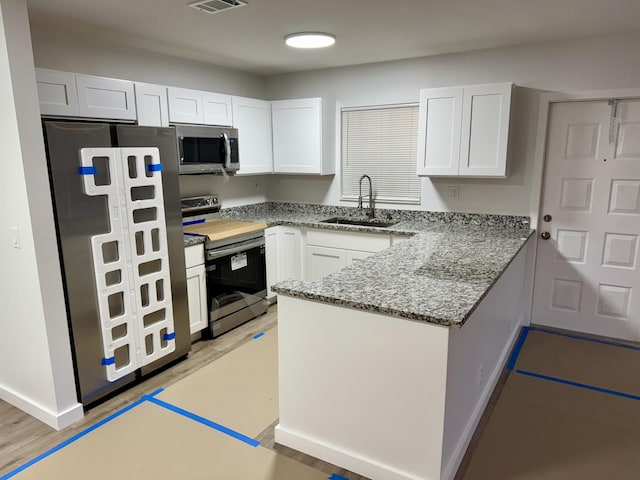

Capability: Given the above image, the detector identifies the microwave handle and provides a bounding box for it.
[222,132,231,169]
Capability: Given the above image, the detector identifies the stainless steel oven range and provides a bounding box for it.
[181,196,269,338]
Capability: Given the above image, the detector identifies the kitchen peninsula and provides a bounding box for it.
[223,202,534,480]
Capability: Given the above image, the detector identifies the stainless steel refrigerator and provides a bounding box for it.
[43,121,190,406]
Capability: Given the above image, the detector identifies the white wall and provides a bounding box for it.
[28,13,266,97]
[265,30,640,216]
[178,174,269,208]
[0,0,82,429]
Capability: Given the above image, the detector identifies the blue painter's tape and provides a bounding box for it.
[183,219,206,226]
[147,163,163,172]
[253,332,265,340]
[328,474,350,480]
[101,357,115,366]
[163,332,176,341]
[516,369,640,402]
[0,397,146,480]
[140,387,164,402]
[529,327,640,352]
[146,396,260,447]
[77,166,96,175]
[507,327,530,371]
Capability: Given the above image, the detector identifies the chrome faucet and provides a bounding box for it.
[358,174,374,219]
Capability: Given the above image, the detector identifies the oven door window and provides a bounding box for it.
[182,136,224,165]
[206,245,266,310]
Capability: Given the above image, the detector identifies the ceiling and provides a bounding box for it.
[26,0,640,76]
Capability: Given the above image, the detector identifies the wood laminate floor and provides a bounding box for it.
[0,305,367,480]
[8,314,633,480]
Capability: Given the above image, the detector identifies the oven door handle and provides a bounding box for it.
[206,237,265,261]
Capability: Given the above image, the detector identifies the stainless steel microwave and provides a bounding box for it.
[175,124,239,175]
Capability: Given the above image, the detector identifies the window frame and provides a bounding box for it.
[339,102,422,206]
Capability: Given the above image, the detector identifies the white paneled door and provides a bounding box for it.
[533,99,640,341]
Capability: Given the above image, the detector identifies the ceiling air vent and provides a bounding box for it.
[188,0,248,14]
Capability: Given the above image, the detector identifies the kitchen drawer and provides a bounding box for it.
[184,243,204,269]
[306,228,391,252]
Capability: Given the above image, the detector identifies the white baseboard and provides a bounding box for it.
[440,320,523,480]
[0,385,84,430]
[275,424,425,480]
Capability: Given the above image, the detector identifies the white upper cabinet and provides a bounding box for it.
[167,87,203,124]
[203,92,233,126]
[35,68,79,117]
[134,83,169,127]
[232,96,273,175]
[167,87,233,126]
[417,82,512,177]
[272,97,332,175]
[76,74,136,120]
[416,87,462,176]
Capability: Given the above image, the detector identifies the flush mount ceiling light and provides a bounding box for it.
[285,32,336,49]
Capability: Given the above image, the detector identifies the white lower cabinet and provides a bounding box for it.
[184,244,207,335]
[391,234,413,245]
[344,249,375,265]
[265,226,303,301]
[306,246,346,281]
[305,229,391,281]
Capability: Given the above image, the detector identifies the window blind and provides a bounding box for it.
[341,104,421,204]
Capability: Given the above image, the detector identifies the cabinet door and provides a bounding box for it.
[273,98,327,174]
[459,83,511,177]
[35,68,79,116]
[203,92,233,126]
[134,83,169,127]
[344,250,374,266]
[167,87,203,124]
[186,264,208,334]
[391,234,412,245]
[416,87,463,176]
[265,227,278,301]
[278,226,303,281]
[306,245,346,281]
[76,74,136,120]
[233,97,274,174]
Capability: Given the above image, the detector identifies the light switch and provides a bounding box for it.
[446,186,460,199]
[10,226,20,249]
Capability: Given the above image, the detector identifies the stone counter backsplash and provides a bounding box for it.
[221,201,530,230]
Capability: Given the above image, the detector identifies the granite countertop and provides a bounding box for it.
[183,234,206,247]
[219,202,535,327]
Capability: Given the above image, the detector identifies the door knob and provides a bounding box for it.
[541,232,551,240]
[543,214,552,222]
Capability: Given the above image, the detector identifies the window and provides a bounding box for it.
[341,104,421,204]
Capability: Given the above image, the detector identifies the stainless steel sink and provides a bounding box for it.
[320,217,398,228]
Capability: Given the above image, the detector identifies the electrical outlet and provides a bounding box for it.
[477,364,484,385]
[446,186,460,199]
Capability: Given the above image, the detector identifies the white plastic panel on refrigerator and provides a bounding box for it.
[120,147,175,367]
[79,147,175,382]
[79,147,140,381]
